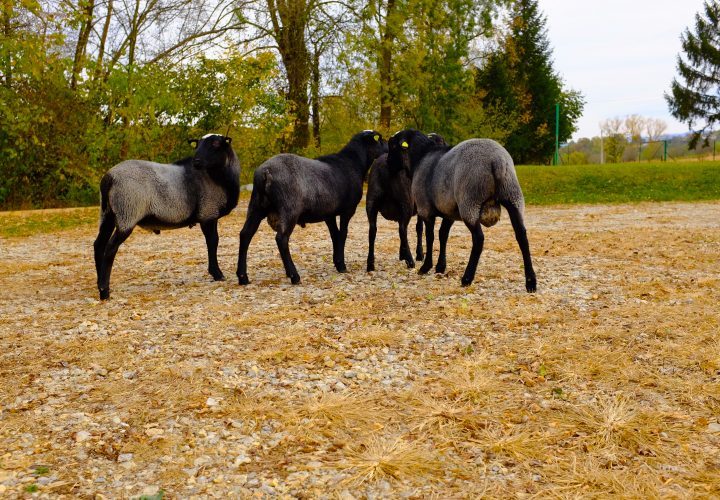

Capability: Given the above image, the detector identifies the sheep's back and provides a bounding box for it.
[447,139,524,216]
[107,160,196,230]
[259,154,355,215]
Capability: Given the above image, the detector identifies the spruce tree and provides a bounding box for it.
[666,0,720,148]
[475,0,583,164]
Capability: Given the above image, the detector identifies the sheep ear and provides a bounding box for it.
[224,137,232,145]
[188,139,198,148]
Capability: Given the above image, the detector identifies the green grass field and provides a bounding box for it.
[517,160,720,204]
[1,162,719,238]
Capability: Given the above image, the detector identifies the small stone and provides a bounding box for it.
[75,431,91,443]
[117,453,134,463]
[707,422,720,433]
[122,371,137,380]
[234,454,251,466]
[141,485,160,496]
[145,428,163,437]
[343,370,357,379]
[206,397,220,407]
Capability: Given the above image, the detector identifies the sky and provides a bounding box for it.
[539,0,706,140]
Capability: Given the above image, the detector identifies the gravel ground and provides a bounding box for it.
[1,200,719,498]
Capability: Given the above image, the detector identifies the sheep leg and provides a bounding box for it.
[275,220,300,284]
[201,220,225,281]
[501,202,537,293]
[325,217,345,273]
[94,211,116,281]
[415,217,424,261]
[334,214,351,273]
[97,227,133,300]
[435,218,454,274]
[398,218,414,268]
[461,221,485,287]
[418,216,435,275]
[237,204,266,285]
[365,207,378,272]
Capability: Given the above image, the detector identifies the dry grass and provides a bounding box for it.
[1,201,720,497]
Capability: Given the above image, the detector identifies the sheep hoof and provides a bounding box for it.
[99,288,110,300]
[336,265,347,273]
[290,274,301,285]
[526,276,537,293]
[418,263,432,275]
[367,263,375,272]
[238,274,250,285]
[461,276,473,287]
[405,259,415,269]
[416,252,424,261]
[435,264,446,274]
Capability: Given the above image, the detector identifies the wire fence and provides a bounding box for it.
[558,137,720,165]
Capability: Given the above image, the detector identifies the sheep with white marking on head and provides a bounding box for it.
[365,132,447,271]
[237,130,387,285]
[93,134,240,300]
[386,129,536,292]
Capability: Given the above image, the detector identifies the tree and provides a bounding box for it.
[236,0,348,152]
[475,0,584,164]
[600,117,627,164]
[666,0,720,148]
[348,0,507,138]
[624,114,646,143]
[645,118,668,142]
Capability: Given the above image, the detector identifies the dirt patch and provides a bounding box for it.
[1,201,719,497]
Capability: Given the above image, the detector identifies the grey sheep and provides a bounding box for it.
[93,134,240,300]
[236,130,387,285]
[386,129,536,292]
[365,132,447,271]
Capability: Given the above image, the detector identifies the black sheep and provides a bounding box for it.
[93,134,240,300]
[365,132,447,271]
[387,129,536,292]
[237,130,387,285]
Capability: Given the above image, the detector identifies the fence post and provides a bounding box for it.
[663,140,668,161]
[554,103,559,165]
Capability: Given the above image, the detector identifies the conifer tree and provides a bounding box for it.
[666,0,720,148]
[475,0,583,164]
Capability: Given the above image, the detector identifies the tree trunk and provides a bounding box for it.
[71,0,96,89]
[269,0,311,152]
[94,0,113,81]
[311,48,320,148]
[378,0,396,131]
[1,2,12,88]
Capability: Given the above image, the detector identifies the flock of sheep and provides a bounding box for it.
[93,129,536,300]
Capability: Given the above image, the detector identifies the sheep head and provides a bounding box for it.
[387,129,433,175]
[189,134,233,169]
[357,130,388,165]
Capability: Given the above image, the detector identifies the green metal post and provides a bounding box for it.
[663,140,668,161]
[554,103,560,165]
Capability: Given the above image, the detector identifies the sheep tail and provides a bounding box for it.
[99,174,113,217]
[492,157,525,217]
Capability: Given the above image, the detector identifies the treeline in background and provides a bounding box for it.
[559,114,720,165]
[0,0,584,209]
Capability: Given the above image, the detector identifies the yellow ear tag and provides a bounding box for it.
[401,141,409,149]
[374,134,379,142]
